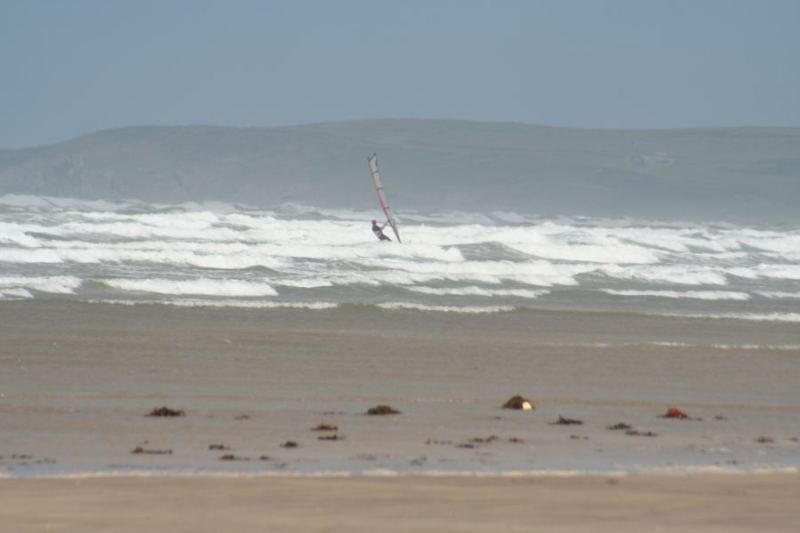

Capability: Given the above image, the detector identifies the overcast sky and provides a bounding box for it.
[1,0,798,148]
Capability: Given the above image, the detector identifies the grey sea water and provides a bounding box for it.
[2,194,800,477]
[1,194,799,327]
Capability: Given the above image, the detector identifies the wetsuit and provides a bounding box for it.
[372,222,392,241]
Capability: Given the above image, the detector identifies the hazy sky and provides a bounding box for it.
[1,0,799,148]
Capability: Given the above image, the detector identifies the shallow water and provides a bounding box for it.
[1,300,799,477]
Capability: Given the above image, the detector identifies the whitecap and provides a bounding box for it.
[756,291,800,299]
[658,312,800,323]
[89,299,336,310]
[100,278,278,297]
[377,302,516,313]
[0,276,82,294]
[409,286,548,298]
[602,289,750,301]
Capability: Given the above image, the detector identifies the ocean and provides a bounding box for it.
[2,194,800,477]
[1,194,798,325]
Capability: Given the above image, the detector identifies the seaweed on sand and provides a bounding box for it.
[318,434,345,441]
[625,430,657,437]
[219,454,250,461]
[311,424,338,431]
[146,406,185,417]
[469,435,499,444]
[366,405,400,415]
[551,415,583,425]
[131,446,172,455]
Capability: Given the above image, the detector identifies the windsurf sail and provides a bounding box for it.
[367,153,401,243]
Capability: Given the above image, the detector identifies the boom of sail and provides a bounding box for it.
[367,153,401,243]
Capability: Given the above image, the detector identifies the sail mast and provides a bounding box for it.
[367,153,401,242]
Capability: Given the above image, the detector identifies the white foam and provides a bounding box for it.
[100,278,278,297]
[0,243,287,270]
[0,288,33,299]
[727,264,800,281]
[89,299,337,310]
[709,344,800,351]
[409,286,549,298]
[0,276,82,294]
[600,265,729,285]
[3,197,800,313]
[756,291,800,299]
[0,248,64,263]
[659,312,800,323]
[508,237,660,264]
[602,289,750,301]
[274,279,335,288]
[740,233,800,254]
[359,258,591,287]
[9,464,798,480]
[0,222,43,247]
[645,341,800,351]
[648,341,692,347]
[377,302,516,313]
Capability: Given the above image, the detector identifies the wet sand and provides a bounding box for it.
[2,474,800,532]
[1,300,800,474]
[1,299,799,529]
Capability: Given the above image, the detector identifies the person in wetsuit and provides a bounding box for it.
[372,220,392,241]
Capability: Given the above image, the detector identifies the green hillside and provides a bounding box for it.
[1,119,798,223]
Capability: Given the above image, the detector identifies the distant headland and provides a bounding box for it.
[1,119,798,223]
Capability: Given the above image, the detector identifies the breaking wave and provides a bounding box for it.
[100,278,278,297]
[1,196,799,321]
[0,276,82,299]
[602,289,751,301]
[376,302,516,314]
[657,312,800,323]
[408,286,549,298]
[90,299,338,310]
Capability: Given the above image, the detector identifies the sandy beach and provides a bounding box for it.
[2,299,799,473]
[2,474,800,532]
[1,299,799,530]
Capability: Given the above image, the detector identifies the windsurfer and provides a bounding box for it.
[372,220,392,241]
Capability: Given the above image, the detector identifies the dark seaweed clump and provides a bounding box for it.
[625,430,658,437]
[219,454,250,461]
[147,406,185,417]
[366,405,400,415]
[131,446,172,455]
[551,415,583,425]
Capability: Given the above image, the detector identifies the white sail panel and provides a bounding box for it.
[368,154,401,242]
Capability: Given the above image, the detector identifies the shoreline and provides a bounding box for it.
[2,465,799,480]
[2,300,799,478]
